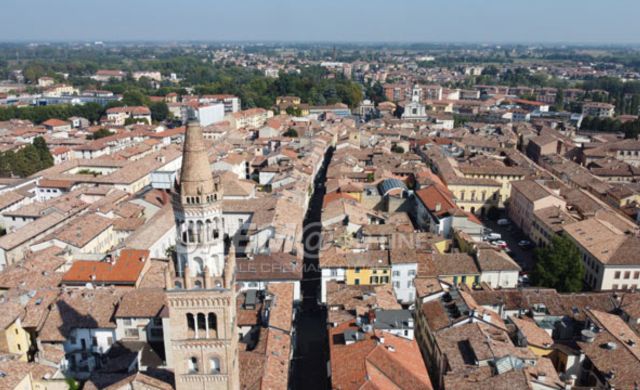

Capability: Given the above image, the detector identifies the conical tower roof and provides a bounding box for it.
[179,121,215,198]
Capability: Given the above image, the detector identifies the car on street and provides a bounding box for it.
[490,240,508,249]
[483,233,502,241]
[497,218,510,226]
[518,240,533,249]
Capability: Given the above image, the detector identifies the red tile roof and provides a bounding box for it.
[323,192,357,208]
[62,249,150,285]
[415,184,456,216]
[329,321,432,390]
[42,119,69,127]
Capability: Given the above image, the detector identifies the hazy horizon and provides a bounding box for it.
[2,0,640,44]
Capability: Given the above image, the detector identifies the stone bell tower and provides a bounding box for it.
[164,120,239,390]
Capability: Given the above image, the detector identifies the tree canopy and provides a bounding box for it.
[0,136,54,177]
[531,235,585,293]
[86,128,115,140]
[0,103,104,124]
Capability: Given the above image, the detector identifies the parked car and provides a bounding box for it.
[491,240,508,249]
[497,218,511,226]
[485,233,502,241]
[518,240,533,249]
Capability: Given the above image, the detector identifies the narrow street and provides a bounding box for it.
[291,147,333,390]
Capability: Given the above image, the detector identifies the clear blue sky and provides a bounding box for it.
[2,0,639,44]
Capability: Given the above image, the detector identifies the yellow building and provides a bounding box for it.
[345,266,390,286]
[276,96,301,106]
[276,96,310,115]
[433,239,449,254]
[0,307,30,361]
[530,206,577,248]
[345,250,391,286]
[510,316,554,357]
[432,252,480,288]
[447,180,502,216]
[457,165,528,209]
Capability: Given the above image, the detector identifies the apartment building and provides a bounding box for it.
[564,216,640,291]
[582,102,615,118]
[508,180,566,237]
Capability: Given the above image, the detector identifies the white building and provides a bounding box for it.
[391,260,418,304]
[476,248,521,289]
[401,84,429,120]
[132,71,162,82]
[583,102,615,118]
[192,103,225,127]
[564,217,640,291]
[200,94,241,113]
[104,106,152,126]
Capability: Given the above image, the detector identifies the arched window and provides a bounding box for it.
[209,357,220,374]
[187,222,195,243]
[194,280,203,289]
[213,218,219,239]
[193,257,204,276]
[197,313,206,337]
[208,313,217,336]
[186,313,195,338]
[179,255,187,277]
[174,281,183,289]
[205,219,212,240]
[211,255,218,269]
[188,357,199,373]
[181,222,188,243]
[196,221,204,243]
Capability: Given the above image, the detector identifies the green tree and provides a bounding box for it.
[124,117,149,125]
[366,172,375,182]
[531,235,584,293]
[622,119,640,139]
[482,65,500,77]
[150,101,170,122]
[454,115,468,128]
[87,128,115,140]
[553,89,564,111]
[165,245,176,261]
[285,106,302,116]
[13,145,41,177]
[0,151,14,177]
[33,137,54,169]
[121,90,149,106]
[283,128,299,137]
[23,63,46,84]
[366,82,385,104]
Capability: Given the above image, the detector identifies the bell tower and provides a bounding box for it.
[411,83,422,103]
[164,120,240,390]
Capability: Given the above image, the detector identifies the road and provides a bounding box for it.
[483,218,535,272]
[290,147,333,390]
